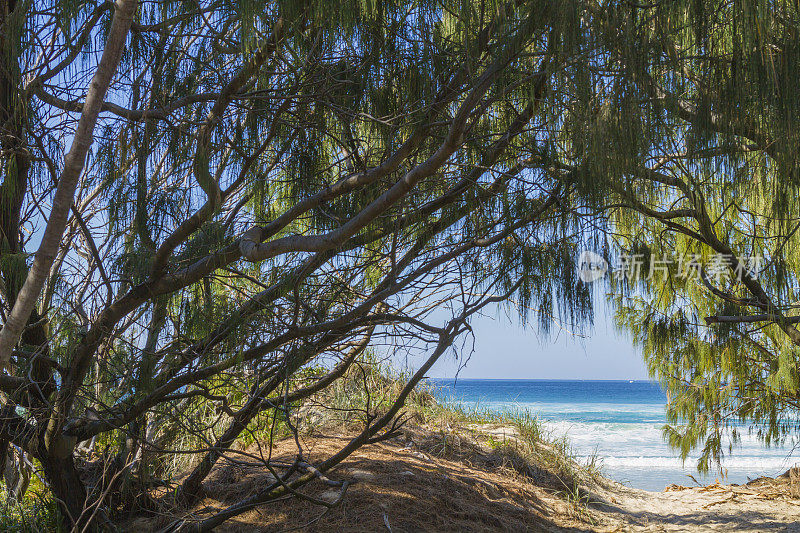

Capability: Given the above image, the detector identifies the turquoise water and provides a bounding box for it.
[432,379,798,491]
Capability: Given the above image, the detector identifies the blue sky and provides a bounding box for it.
[425,300,650,380]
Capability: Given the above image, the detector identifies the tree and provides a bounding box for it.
[12,0,795,527]
[0,1,594,529]
[571,1,800,471]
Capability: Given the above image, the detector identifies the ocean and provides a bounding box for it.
[432,379,798,491]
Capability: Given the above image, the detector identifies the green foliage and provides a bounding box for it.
[12,1,800,524]
[0,477,62,533]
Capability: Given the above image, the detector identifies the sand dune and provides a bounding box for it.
[125,428,800,532]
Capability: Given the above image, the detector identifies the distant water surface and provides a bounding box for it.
[431,379,797,491]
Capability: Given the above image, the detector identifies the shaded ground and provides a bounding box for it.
[126,428,800,532]
[593,477,800,532]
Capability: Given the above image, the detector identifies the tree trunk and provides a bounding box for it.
[2,445,31,503]
[41,454,88,529]
[178,416,249,505]
[0,0,138,369]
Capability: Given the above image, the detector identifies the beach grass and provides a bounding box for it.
[0,354,599,528]
[307,355,603,497]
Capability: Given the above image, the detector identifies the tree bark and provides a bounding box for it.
[0,0,138,369]
[0,0,137,528]
[40,454,87,528]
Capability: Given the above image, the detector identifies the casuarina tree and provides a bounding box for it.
[0,0,595,529]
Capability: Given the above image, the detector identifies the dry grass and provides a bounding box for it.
[123,362,610,531]
[126,430,602,532]
[100,366,800,532]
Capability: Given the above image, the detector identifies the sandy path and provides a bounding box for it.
[470,423,800,532]
[589,479,800,532]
